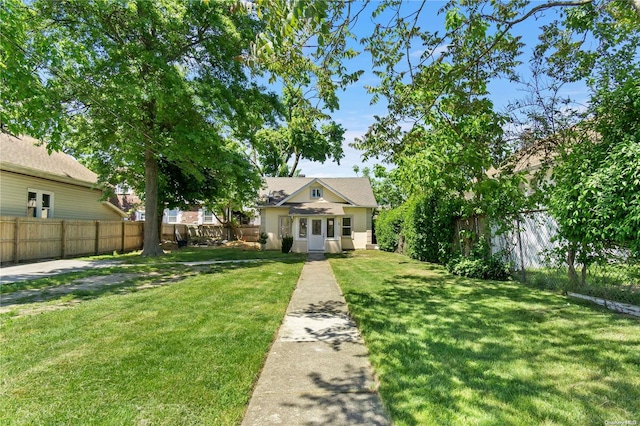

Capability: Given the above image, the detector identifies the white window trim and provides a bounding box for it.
[311,188,322,199]
[166,208,180,224]
[199,208,215,224]
[341,216,353,238]
[27,188,54,218]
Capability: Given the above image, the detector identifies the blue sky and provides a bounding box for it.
[293,1,590,178]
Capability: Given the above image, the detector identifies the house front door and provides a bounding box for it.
[308,218,324,251]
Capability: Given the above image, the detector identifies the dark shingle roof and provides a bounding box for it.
[0,133,98,184]
[260,177,378,207]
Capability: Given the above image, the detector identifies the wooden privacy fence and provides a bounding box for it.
[0,216,143,264]
[0,217,262,264]
[184,224,261,243]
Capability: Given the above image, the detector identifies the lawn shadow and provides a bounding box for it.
[282,300,362,351]
[278,363,389,426]
[1,258,305,317]
[343,270,640,425]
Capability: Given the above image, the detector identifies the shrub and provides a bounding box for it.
[376,207,405,252]
[259,232,268,245]
[281,236,293,253]
[448,256,511,281]
[403,193,463,264]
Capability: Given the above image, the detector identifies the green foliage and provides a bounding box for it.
[548,78,640,262]
[354,1,525,207]
[281,235,294,253]
[447,236,511,281]
[447,255,511,281]
[375,206,405,253]
[8,0,279,256]
[259,232,268,245]
[250,0,359,176]
[358,165,406,208]
[403,193,464,264]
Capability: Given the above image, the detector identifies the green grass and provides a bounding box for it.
[523,264,640,306]
[329,251,640,426]
[0,259,303,425]
[89,246,304,264]
[2,247,305,297]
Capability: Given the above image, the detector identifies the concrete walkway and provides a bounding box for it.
[242,253,390,426]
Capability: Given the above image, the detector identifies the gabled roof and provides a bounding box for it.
[0,133,99,186]
[260,177,378,207]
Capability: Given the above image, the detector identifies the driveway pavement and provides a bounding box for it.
[0,259,122,285]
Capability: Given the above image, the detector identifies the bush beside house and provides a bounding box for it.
[376,192,511,281]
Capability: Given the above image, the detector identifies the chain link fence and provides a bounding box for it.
[488,210,640,306]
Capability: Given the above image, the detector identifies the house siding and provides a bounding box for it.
[260,206,372,252]
[342,207,369,250]
[0,171,122,221]
[287,186,345,204]
[261,207,289,250]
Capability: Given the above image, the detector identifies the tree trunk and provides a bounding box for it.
[141,147,164,256]
[567,247,579,286]
[288,152,301,177]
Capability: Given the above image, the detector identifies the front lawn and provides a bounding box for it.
[90,246,305,264]
[0,259,303,425]
[329,251,640,426]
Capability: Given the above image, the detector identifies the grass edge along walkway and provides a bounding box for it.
[0,258,304,425]
[329,250,640,426]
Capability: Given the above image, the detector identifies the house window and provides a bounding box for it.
[342,217,352,237]
[27,189,53,218]
[137,211,145,221]
[201,209,215,224]
[115,184,132,195]
[299,218,308,238]
[167,209,179,223]
[327,218,335,238]
[311,188,322,199]
[279,216,292,238]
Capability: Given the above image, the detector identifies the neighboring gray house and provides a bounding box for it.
[0,133,126,221]
[258,177,378,253]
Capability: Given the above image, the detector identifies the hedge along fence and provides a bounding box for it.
[0,216,144,264]
[375,193,464,264]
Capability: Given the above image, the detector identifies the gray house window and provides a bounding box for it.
[342,217,352,237]
[299,218,308,238]
[327,218,335,238]
[279,216,292,238]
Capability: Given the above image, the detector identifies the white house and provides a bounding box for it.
[258,177,378,253]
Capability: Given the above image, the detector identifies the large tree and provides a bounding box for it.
[249,0,363,177]
[535,1,640,281]
[352,0,638,224]
[5,0,274,256]
[252,85,345,177]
